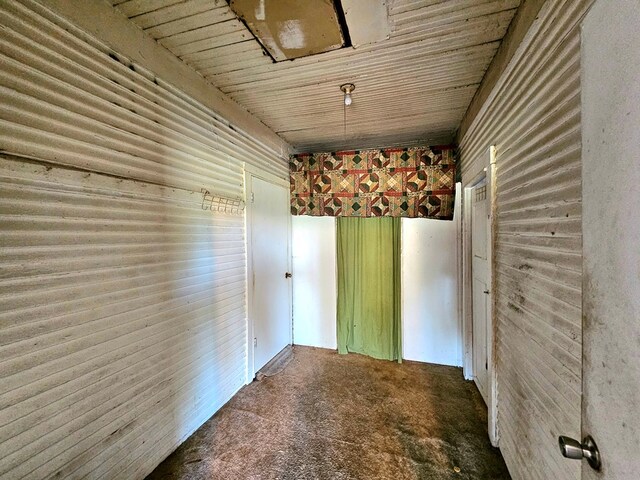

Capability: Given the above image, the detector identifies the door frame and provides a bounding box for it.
[461,146,498,446]
[243,164,292,384]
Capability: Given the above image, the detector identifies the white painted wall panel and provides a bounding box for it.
[458,1,593,479]
[292,216,337,350]
[402,216,460,366]
[0,1,287,479]
[292,215,460,366]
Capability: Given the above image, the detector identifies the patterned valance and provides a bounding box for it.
[289,146,456,219]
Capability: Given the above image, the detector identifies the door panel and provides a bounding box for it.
[251,176,291,373]
[472,276,488,397]
[581,1,640,477]
[472,183,489,402]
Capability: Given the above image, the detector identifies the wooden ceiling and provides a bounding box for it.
[111,0,520,153]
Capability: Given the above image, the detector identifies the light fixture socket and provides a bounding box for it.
[340,83,355,106]
[340,83,355,95]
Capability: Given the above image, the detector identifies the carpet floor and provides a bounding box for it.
[146,346,511,480]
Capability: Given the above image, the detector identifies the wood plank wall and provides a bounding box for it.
[458,1,594,479]
[0,1,287,478]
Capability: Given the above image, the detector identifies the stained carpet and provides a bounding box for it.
[146,346,510,480]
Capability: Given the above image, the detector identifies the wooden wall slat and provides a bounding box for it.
[458,1,594,478]
[0,0,287,478]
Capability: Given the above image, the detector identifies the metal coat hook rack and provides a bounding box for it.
[201,188,244,215]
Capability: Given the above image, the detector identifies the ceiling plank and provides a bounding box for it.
[112,0,522,152]
[40,0,291,156]
[457,0,546,142]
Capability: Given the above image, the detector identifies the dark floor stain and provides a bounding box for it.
[146,346,510,480]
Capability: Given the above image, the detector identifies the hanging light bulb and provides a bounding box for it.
[340,83,355,106]
[340,83,356,139]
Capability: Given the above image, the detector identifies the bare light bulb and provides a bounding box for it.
[340,83,355,107]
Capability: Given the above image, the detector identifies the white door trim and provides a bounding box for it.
[244,163,290,189]
[243,165,292,384]
[456,182,464,368]
[462,146,498,446]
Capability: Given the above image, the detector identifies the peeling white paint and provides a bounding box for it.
[277,20,306,50]
[254,0,265,21]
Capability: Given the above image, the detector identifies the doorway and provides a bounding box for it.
[336,217,402,361]
[462,146,497,445]
[245,169,292,380]
[471,180,490,402]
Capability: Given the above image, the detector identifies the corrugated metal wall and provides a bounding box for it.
[458,1,593,479]
[0,0,287,479]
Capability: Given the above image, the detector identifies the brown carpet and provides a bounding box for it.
[146,346,511,480]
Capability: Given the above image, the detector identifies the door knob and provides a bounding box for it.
[285,272,292,278]
[558,435,601,471]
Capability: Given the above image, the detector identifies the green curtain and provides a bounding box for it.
[336,217,402,361]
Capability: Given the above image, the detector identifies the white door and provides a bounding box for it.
[249,175,291,375]
[578,1,640,477]
[471,182,490,402]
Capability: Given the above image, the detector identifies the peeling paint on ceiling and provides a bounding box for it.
[230,0,345,61]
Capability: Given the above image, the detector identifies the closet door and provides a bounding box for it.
[471,182,490,403]
[248,175,292,374]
